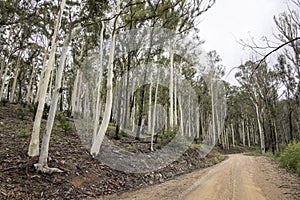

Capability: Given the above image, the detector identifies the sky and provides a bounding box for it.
[198,0,292,85]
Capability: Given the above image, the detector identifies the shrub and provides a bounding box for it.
[278,141,300,175]
[57,113,72,133]
[17,107,27,120]
[16,128,32,137]
[0,98,9,106]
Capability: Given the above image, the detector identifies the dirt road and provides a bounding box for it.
[99,154,300,200]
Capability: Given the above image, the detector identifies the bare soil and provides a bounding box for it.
[101,154,300,200]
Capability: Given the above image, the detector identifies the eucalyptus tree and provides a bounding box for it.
[236,61,280,153]
[28,0,68,157]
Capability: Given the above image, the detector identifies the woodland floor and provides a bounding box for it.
[0,103,295,200]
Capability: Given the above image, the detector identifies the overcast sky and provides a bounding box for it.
[198,0,293,85]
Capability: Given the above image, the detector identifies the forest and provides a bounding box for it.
[0,0,299,199]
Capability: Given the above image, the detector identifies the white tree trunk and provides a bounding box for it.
[174,76,177,126]
[35,30,72,173]
[92,22,104,144]
[47,69,54,104]
[211,79,215,145]
[188,93,191,137]
[26,61,37,103]
[169,49,174,129]
[0,62,9,100]
[254,103,265,153]
[148,71,152,134]
[178,95,184,136]
[28,0,66,157]
[0,61,4,86]
[242,119,246,146]
[0,27,13,100]
[131,97,136,133]
[9,54,21,103]
[151,77,159,151]
[246,121,251,147]
[35,43,49,103]
[71,69,80,116]
[231,123,235,147]
[90,1,119,156]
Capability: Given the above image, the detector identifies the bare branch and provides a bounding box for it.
[251,37,300,77]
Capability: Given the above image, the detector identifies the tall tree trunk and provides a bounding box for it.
[34,29,73,173]
[246,121,251,147]
[169,48,174,129]
[151,77,159,151]
[254,103,265,153]
[90,1,120,156]
[59,76,65,111]
[188,93,191,137]
[25,61,36,104]
[71,69,80,116]
[28,0,66,157]
[136,69,147,140]
[0,27,13,100]
[288,108,293,141]
[47,69,54,105]
[35,45,49,104]
[242,119,246,146]
[9,54,21,103]
[115,79,123,139]
[123,52,131,130]
[92,22,104,144]
[147,71,152,134]
[0,61,5,93]
[231,123,235,147]
[0,63,9,100]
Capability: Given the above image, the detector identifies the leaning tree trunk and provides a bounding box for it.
[9,54,21,103]
[47,69,54,105]
[34,29,74,174]
[28,0,66,157]
[90,33,115,156]
[35,42,49,104]
[90,1,119,156]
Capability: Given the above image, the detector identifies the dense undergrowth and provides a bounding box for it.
[278,141,300,175]
[245,142,300,175]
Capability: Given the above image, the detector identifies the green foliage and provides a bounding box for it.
[158,129,177,147]
[168,135,190,152]
[191,142,202,148]
[155,129,189,152]
[57,112,72,133]
[0,98,9,106]
[16,128,31,137]
[278,141,300,174]
[17,107,27,120]
[244,149,263,156]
